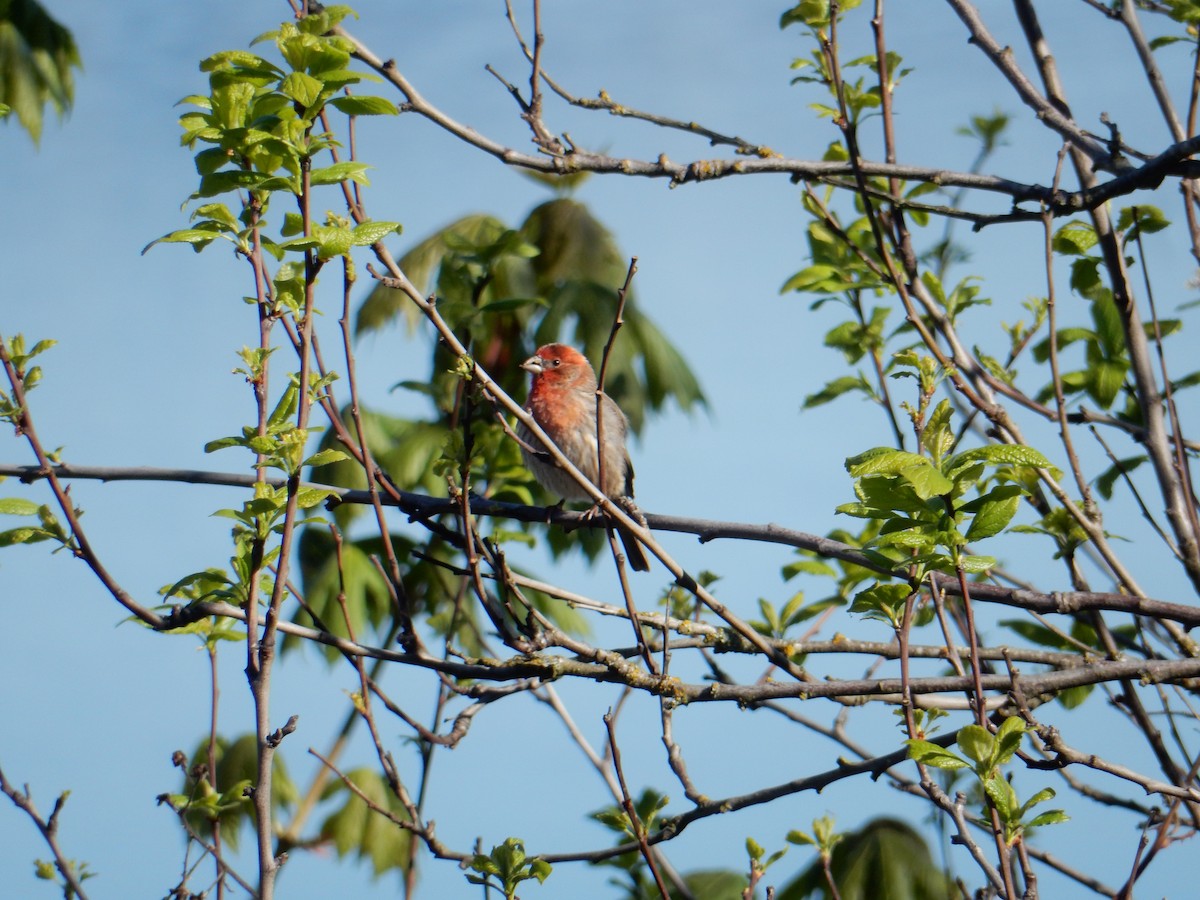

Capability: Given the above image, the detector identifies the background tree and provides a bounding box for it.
[4,2,1200,898]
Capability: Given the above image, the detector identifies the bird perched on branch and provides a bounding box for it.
[517,343,651,572]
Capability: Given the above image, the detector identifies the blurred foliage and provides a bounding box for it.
[318,767,413,879]
[778,817,954,900]
[0,0,80,143]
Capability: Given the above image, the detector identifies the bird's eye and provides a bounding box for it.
[551,359,561,367]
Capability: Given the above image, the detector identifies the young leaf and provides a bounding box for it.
[956,724,994,766]
[905,740,969,770]
[0,497,40,516]
[963,491,1021,542]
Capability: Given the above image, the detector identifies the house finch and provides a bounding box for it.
[517,343,652,572]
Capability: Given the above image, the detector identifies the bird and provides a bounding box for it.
[517,343,652,572]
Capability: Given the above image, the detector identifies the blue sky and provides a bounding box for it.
[2,2,1198,897]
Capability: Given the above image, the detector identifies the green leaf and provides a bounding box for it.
[846,448,931,477]
[782,263,849,295]
[1022,787,1056,813]
[1089,358,1128,408]
[900,463,954,500]
[963,491,1021,542]
[303,448,350,468]
[956,554,996,573]
[311,224,354,258]
[0,497,40,516]
[905,739,969,770]
[782,558,837,580]
[1069,257,1105,301]
[1054,683,1093,709]
[204,436,244,453]
[279,71,323,108]
[746,837,765,860]
[141,227,229,254]
[1052,220,1098,256]
[993,716,1026,765]
[529,858,552,884]
[200,49,282,74]
[1091,294,1126,357]
[1117,204,1169,235]
[849,582,911,624]
[956,724,994,766]
[328,95,399,116]
[0,526,53,546]
[310,161,372,186]
[0,0,81,144]
[984,774,1019,819]
[350,220,402,246]
[922,398,955,462]
[268,381,300,427]
[804,373,873,408]
[1027,810,1070,828]
[944,444,1050,472]
[781,0,864,29]
[295,488,335,510]
[319,768,412,876]
[1095,455,1146,500]
[674,870,751,900]
[997,619,1077,650]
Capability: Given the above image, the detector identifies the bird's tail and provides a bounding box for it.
[615,497,651,572]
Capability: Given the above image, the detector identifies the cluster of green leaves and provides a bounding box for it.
[600,814,954,900]
[771,524,893,663]
[658,569,719,623]
[161,735,297,849]
[1037,207,1185,413]
[1032,205,1200,505]
[785,814,841,864]
[591,788,670,847]
[162,363,347,613]
[466,838,552,899]
[781,520,883,615]
[908,718,1068,846]
[0,495,69,550]
[746,834,790,884]
[780,0,864,34]
[779,58,1012,425]
[838,383,1050,626]
[163,737,411,878]
[34,854,94,897]
[208,356,347,478]
[145,4,401,265]
[785,182,975,415]
[789,47,909,129]
[0,334,53,425]
[1153,0,1200,47]
[590,789,671,896]
[0,336,72,551]
[142,8,414,637]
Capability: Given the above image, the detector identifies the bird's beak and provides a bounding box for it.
[520,356,543,375]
